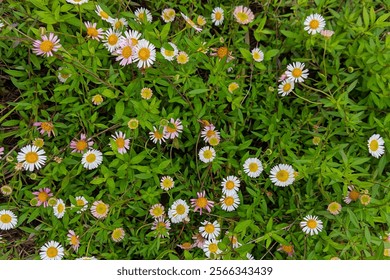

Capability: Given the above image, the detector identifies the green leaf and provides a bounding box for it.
[270,233,289,246]
[160,23,171,41]
[90,177,106,184]
[234,220,252,233]
[187,89,209,96]
[362,7,369,28]
[101,89,117,99]
[115,100,124,119]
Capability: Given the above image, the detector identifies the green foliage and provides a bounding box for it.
[0,0,389,260]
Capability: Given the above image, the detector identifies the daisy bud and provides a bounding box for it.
[6,156,14,162]
[29,173,37,180]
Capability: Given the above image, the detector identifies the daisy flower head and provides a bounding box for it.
[201,124,220,144]
[127,118,139,130]
[161,8,176,23]
[203,239,222,258]
[134,7,152,23]
[177,242,194,250]
[277,244,295,257]
[210,46,234,62]
[243,157,263,178]
[152,216,171,238]
[115,41,134,66]
[180,12,202,32]
[149,203,165,219]
[233,6,255,25]
[197,15,207,26]
[92,94,103,105]
[199,220,220,240]
[32,138,44,148]
[161,42,178,61]
[40,241,64,260]
[103,28,122,53]
[269,164,296,187]
[90,200,109,219]
[251,47,264,62]
[278,80,295,96]
[72,196,88,213]
[111,228,125,242]
[70,133,93,153]
[286,62,309,83]
[149,126,168,144]
[57,67,71,83]
[67,230,80,251]
[84,22,103,41]
[211,7,224,26]
[226,232,241,248]
[221,175,240,195]
[1,185,13,196]
[228,82,239,93]
[300,215,323,236]
[0,210,18,230]
[33,121,55,137]
[95,5,112,22]
[327,202,342,215]
[344,185,360,204]
[304,14,326,35]
[132,39,156,69]
[367,134,385,158]
[32,33,61,57]
[32,188,53,207]
[140,87,153,100]
[81,149,103,170]
[111,18,128,30]
[164,118,183,139]
[199,146,216,163]
[321,30,334,38]
[176,51,189,64]
[360,194,371,206]
[208,135,220,146]
[53,198,66,219]
[220,192,240,212]
[190,191,214,215]
[111,131,130,154]
[66,0,88,5]
[17,145,47,172]
[160,175,174,191]
[168,199,189,223]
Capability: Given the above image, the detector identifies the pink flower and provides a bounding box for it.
[115,41,134,66]
[67,230,80,251]
[0,147,4,159]
[111,131,130,154]
[164,118,183,139]
[70,134,93,153]
[33,122,55,137]
[32,33,61,57]
[190,191,214,215]
[32,188,53,207]
[321,30,334,38]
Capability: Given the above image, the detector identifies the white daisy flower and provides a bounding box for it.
[110,18,128,30]
[251,47,264,62]
[132,39,156,68]
[203,239,222,258]
[180,12,202,32]
[71,196,88,213]
[134,7,152,23]
[17,145,47,172]
[149,126,168,144]
[115,42,134,66]
[367,134,385,158]
[221,175,240,195]
[300,215,323,235]
[211,7,224,26]
[269,164,295,187]
[123,30,142,46]
[160,176,174,191]
[304,14,326,35]
[243,157,263,178]
[161,8,176,23]
[286,61,309,83]
[199,146,216,163]
[161,42,178,61]
[81,149,103,170]
[110,131,130,154]
[199,220,221,240]
[95,5,112,22]
[53,198,66,219]
[0,210,18,230]
[220,193,240,212]
[168,199,189,223]
[39,240,64,260]
[103,28,123,53]
[278,80,295,96]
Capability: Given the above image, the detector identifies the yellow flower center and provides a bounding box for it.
[86,153,96,163]
[276,170,289,182]
[253,52,261,60]
[166,124,177,133]
[349,190,360,201]
[41,122,53,132]
[309,19,319,29]
[40,40,54,52]
[208,243,218,253]
[25,151,38,163]
[96,203,107,215]
[46,247,58,258]
[197,17,206,26]
[112,229,124,240]
[282,245,294,254]
[162,178,173,189]
[225,181,235,190]
[249,162,258,172]
[108,34,118,46]
[217,47,228,58]
[206,130,216,138]
[76,199,85,206]
[209,136,220,146]
[138,47,151,60]
[100,11,109,19]
[283,83,292,92]
[131,38,138,45]
[38,191,48,202]
[180,242,192,250]
[306,219,317,229]
[177,53,188,64]
[152,207,163,217]
[228,83,239,92]
[196,197,208,208]
[121,46,132,58]
[153,130,163,139]
[369,139,379,151]
[138,13,145,21]
[204,223,215,234]
[115,21,123,29]
[70,235,79,245]
[33,139,44,148]
[57,203,64,213]
[292,68,302,78]
[164,49,174,56]
[328,202,340,212]
[0,214,11,223]
[237,12,248,22]
[141,88,152,99]
[115,137,125,148]
[87,27,98,37]
[76,140,87,151]
[128,119,139,129]
[176,204,185,215]
[215,11,222,21]
[92,95,103,104]
[224,196,234,206]
[203,150,213,159]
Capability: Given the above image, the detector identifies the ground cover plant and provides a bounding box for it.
[0,0,389,260]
